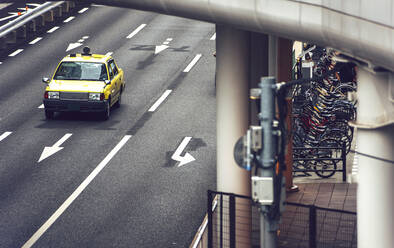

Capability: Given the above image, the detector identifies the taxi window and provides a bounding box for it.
[54,62,108,81]
[108,63,114,79]
[108,60,118,76]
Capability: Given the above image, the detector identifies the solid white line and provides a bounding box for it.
[148,90,172,112]
[29,37,42,45]
[210,33,216,40]
[126,24,146,39]
[22,135,132,248]
[53,133,72,147]
[9,49,23,57]
[47,26,59,33]
[63,16,75,23]
[78,7,89,13]
[0,132,12,142]
[183,54,202,72]
[38,104,44,109]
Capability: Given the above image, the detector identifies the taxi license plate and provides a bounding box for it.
[68,103,80,111]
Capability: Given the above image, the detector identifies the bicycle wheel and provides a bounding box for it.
[313,138,339,178]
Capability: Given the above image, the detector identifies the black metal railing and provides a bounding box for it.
[207,190,357,248]
[293,143,347,182]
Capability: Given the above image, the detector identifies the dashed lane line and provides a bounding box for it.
[9,49,23,57]
[22,135,132,248]
[78,7,89,13]
[183,54,202,73]
[29,37,42,45]
[63,16,75,23]
[210,33,216,40]
[0,131,12,142]
[126,24,146,39]
[148,90,172,112]
[47,26,59,33]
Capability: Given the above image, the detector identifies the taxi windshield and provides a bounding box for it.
[54,62,108,81]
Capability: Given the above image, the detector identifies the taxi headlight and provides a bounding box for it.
[48,91,59,99]
[89,93,102,101]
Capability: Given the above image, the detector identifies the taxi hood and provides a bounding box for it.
[48,80,106,92]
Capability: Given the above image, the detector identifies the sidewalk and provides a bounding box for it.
[286,182,357,212]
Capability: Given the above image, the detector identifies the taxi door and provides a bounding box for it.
[108,59,121,104]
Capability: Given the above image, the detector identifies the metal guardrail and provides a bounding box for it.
[201,190,357,248]
[293,143,347,182]
[0,1,64,38]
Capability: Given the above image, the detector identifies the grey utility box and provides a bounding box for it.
[252,176,274,205]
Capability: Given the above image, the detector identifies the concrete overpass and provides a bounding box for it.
[24,0,394,247]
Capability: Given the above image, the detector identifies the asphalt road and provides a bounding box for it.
[0,3,216,247]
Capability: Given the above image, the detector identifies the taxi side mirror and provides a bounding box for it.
[42,77,50,84]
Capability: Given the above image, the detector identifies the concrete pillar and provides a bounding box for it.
[43,10,54,22]
[216,25,251,247]
[249,33,269,125]
[216,25,250,195]
[277,38,297,192]
[356,67,394,248]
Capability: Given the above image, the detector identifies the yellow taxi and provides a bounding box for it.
[42,47,125,120]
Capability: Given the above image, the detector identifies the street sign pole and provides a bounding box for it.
[259,76,277,248]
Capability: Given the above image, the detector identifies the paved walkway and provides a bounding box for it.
[286,182,357,212]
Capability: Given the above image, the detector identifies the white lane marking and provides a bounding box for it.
[105,52,113,56]
[210,33,216,40]
[154,45,169,55]
[29,37,42,45]
[171,137,195,167]
[183,54,202,73]
[63,16,75,23]
[148,90,172,112]
[82,36,89,40]
[126,24,146,39]
[23,135,132,248]
[38,133,73,163]
[9,49,23,57]
[0,132,12,142]
[163,41,170,45]
[47,26,59,33]
[78,39,84,43]
[66,42,82,52]
[38,104,44,109]
[78,7,89,13]
[166,38,173,41]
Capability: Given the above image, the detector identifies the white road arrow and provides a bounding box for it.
[154,45,169,55]
[171,137,195,167]
[38,133,72,163]
[66,42,82,52]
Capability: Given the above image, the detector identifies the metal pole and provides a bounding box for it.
[259,76,277,248]
[342,142,346,182]
[207,190,213,248]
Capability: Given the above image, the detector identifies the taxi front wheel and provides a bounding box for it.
[45,110,54,119]
[102,101,110,120]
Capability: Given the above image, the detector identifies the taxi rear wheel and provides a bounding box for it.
[45,110,54,119]
[114,93,121,108]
